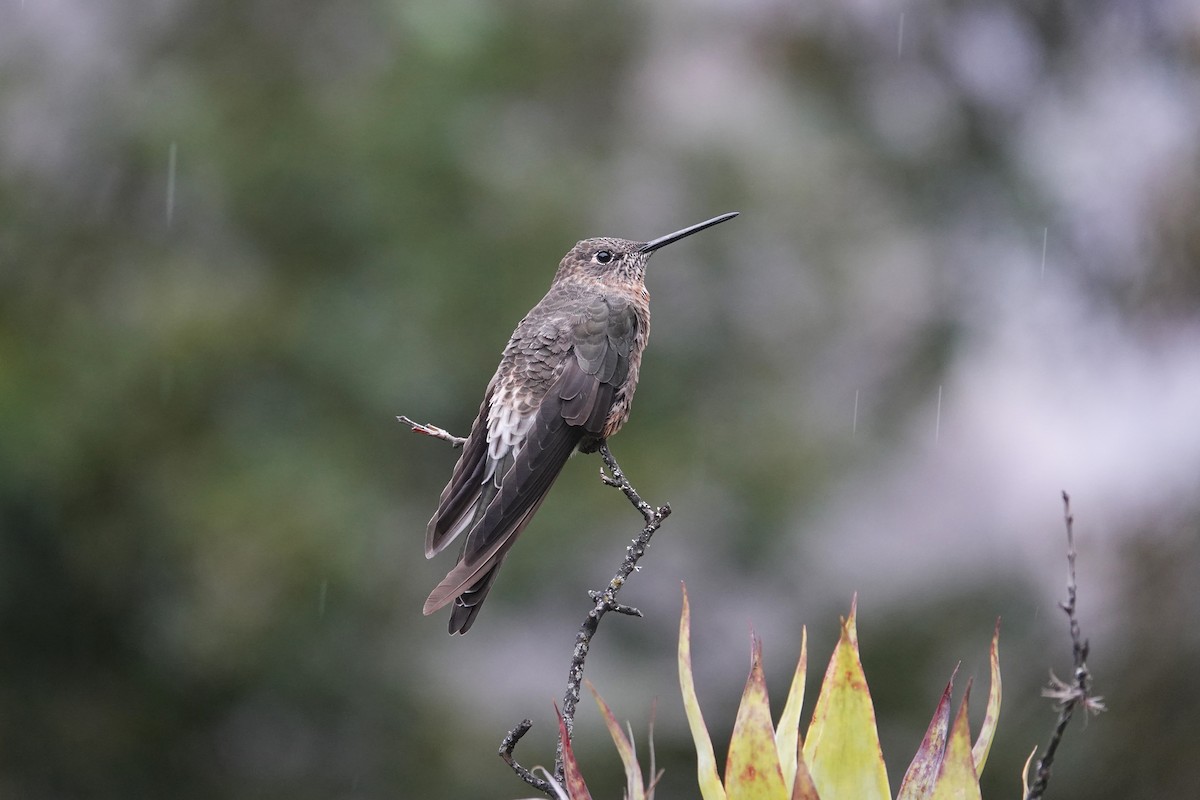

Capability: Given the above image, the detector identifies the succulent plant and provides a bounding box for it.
[538,585,1001,800]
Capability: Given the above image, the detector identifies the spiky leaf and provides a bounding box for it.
[802,597,890,800]
[929,684,982,800]
[726,635,789,799]
[790,740,822,800]
[971,621,1002,775]
[679,585,727,800]
[896,666,957,800]
[587,680,645,800]
[775,626,808,793]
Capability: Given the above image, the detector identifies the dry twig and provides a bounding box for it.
[1024,491,1105,800]
[551,441,671,782]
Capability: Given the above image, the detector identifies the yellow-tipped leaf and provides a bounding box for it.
[896,666,958,800]
[679,585,727,800]
[802,597,890,800]
[725,634,789,799]
[971,621,1002,775]
[587,681,645,800]
[790,735,822,800]
[776,626,808,793]
[929,683,982,800]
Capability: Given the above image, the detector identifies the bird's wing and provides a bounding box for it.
[423,295,640,616]
[560,293,635,428]
[424,380,496,559]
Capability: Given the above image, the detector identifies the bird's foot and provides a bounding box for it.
[396,415,466,448]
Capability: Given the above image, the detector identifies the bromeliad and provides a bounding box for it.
[678,586,1002,800]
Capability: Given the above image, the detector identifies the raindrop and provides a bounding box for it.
[166,141,177,226]
[1040,226,1048,279]
[934,384,943,444]
[852,389,860,437]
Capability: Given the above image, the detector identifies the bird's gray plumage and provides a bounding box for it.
[421,213,737,633]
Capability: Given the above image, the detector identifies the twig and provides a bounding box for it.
[552,441,671,782]
[499,720,553,795]
[400,417,671,797]
[1024,492,1105,800]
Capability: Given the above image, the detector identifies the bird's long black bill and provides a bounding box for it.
[639,211,739,253]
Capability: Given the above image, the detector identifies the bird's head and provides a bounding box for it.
[553,212,739,288]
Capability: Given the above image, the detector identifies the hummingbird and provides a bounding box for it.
[423,211,739,634]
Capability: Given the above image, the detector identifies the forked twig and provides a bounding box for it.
[551,441,671,781]
[1024,491,1105,799]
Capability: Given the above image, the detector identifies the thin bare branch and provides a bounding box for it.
[552,441,671,781]
[1024,491,1105,800]
[499,719,554,796]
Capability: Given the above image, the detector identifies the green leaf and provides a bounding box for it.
[929,683,982,800]
[802,597,890,800]
[587,680,645,800]
[896,666,957,800]
[971,621,1002,775]
[725,634,789,799]
[679,584,727,800]
[775,626,808,794]
[790,744,822,800]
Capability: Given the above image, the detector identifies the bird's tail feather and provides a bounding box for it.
[447,563,501,634]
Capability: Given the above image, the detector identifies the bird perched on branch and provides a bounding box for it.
[423,212,739,633]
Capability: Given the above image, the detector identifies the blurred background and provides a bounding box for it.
[2,0,1198,797]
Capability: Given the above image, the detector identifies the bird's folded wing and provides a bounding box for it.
[424,382,496,558]
[423,295,639,614]
[422,370,592,613]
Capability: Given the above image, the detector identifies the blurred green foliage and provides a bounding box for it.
[2,1,1198,798]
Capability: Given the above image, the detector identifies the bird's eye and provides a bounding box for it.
[594,250,613,264]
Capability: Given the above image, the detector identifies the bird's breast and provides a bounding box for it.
[602,296,650,440]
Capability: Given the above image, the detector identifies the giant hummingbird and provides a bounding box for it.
[423,211,739,633]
